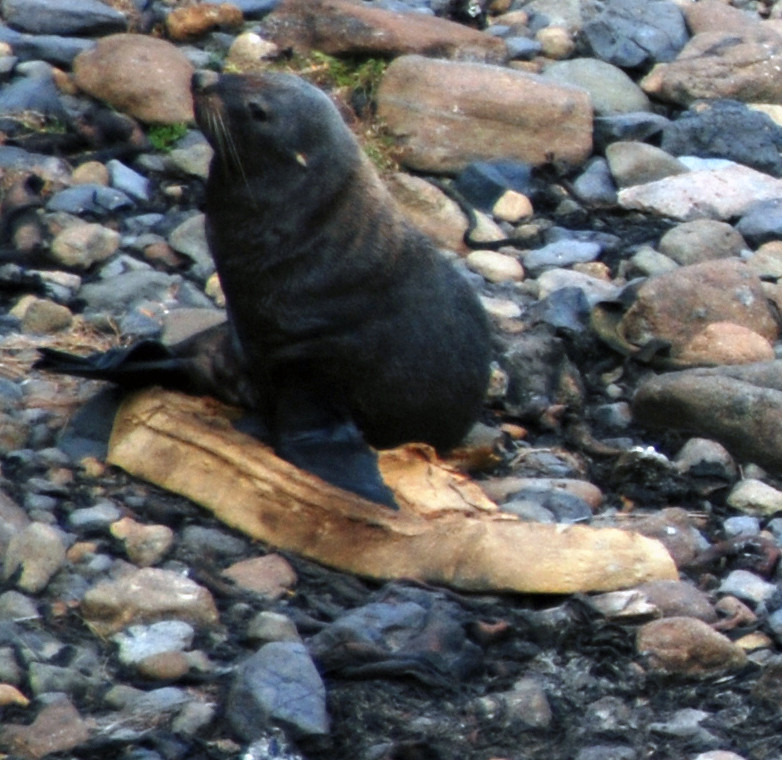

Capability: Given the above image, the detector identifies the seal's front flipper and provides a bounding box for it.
[276,420,398,509]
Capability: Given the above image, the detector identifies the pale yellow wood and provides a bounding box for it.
[108,388,678,594]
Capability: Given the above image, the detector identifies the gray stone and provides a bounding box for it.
[0,590,39,622]
[79,270,182,315]
[571,157,617,206]
[575,746,636,760]
[605,141,688,189]
[536,268,619,306]
[523,239,601,275]
[107,159,150,202]
[0,145,71,185]
[658,220,747,265]
[582,0,688,68]
[618,163,782,221]
[0,68,68,119]
[47,185,134,216]
[661,101,782,178]
[67,501,122,532]
[719,569,777,606]
[594,112,670,152]
[167,213,214,279]
[0,25,94,65]
[723,516,760,539]
[113,621,196,665]
[737,198,782,248]
[2,0,127,36]
[228,642,329,741]
[633,363,782,474]
[673,437,737,481]
[542,58,651,115]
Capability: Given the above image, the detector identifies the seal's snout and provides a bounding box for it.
[192,69,219,94]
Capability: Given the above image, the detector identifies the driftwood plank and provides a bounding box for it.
[107,388,678,594]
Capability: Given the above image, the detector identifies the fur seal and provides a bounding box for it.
[191,70,490,505]
[39,71,491,508]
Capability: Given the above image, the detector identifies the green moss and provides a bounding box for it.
[147,122,189,152]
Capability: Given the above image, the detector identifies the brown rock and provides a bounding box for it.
[110,516,174,567]
[658,219,747,266]
[636,580,718,623]
[632,362,782,473]
[620,259,778,358]
[627,508,704,569]
[262,0,507,62]
[492,191,533,223]
[641,30,782,106]
[0,684,29,707]
[385,172,469,252]
[165,3,243,41]
[137,651,190,681]
[377,55,592,173]
[73,34,194,124]
[536,26,575,59]
[466,250,524,283]
[81,567,220,636]
[0,696,90,760]
[71,161,109,186]
[19,298,73,334]
[748,240,782,279]
[678,322,774,366]
[222,554,297,600]
[683,0,763,36]
[636,617,747,676]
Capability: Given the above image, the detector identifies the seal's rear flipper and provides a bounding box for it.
[276,422,398,510]
[35,341,192,389]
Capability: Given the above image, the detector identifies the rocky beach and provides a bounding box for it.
[3,0,782,758]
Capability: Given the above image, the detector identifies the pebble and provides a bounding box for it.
[67,500,122,532]
[3,522,67,593]
[471,676,552,728]
[658,219,747,265]
[542,57,651,115]
[222,554,297,600]
[727,478,782,517]
[246,611,302,644]
[110,516,174,567]
[49,222,121,270]
[523,240,601,275]
[80,567,219,636]
[604,141,687,188]
[719,570,777,607]
[1,694,90,759]
[113,621,195,666]
[636,617,747,677]
[466,249,524,283]
[228,642,330,741]
[19,298,73,334]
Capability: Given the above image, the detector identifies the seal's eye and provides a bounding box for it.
[248,101,269,122]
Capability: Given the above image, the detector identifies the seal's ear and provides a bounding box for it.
[294,152,308,168]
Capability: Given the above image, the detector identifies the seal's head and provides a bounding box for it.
[192,70,358,180]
